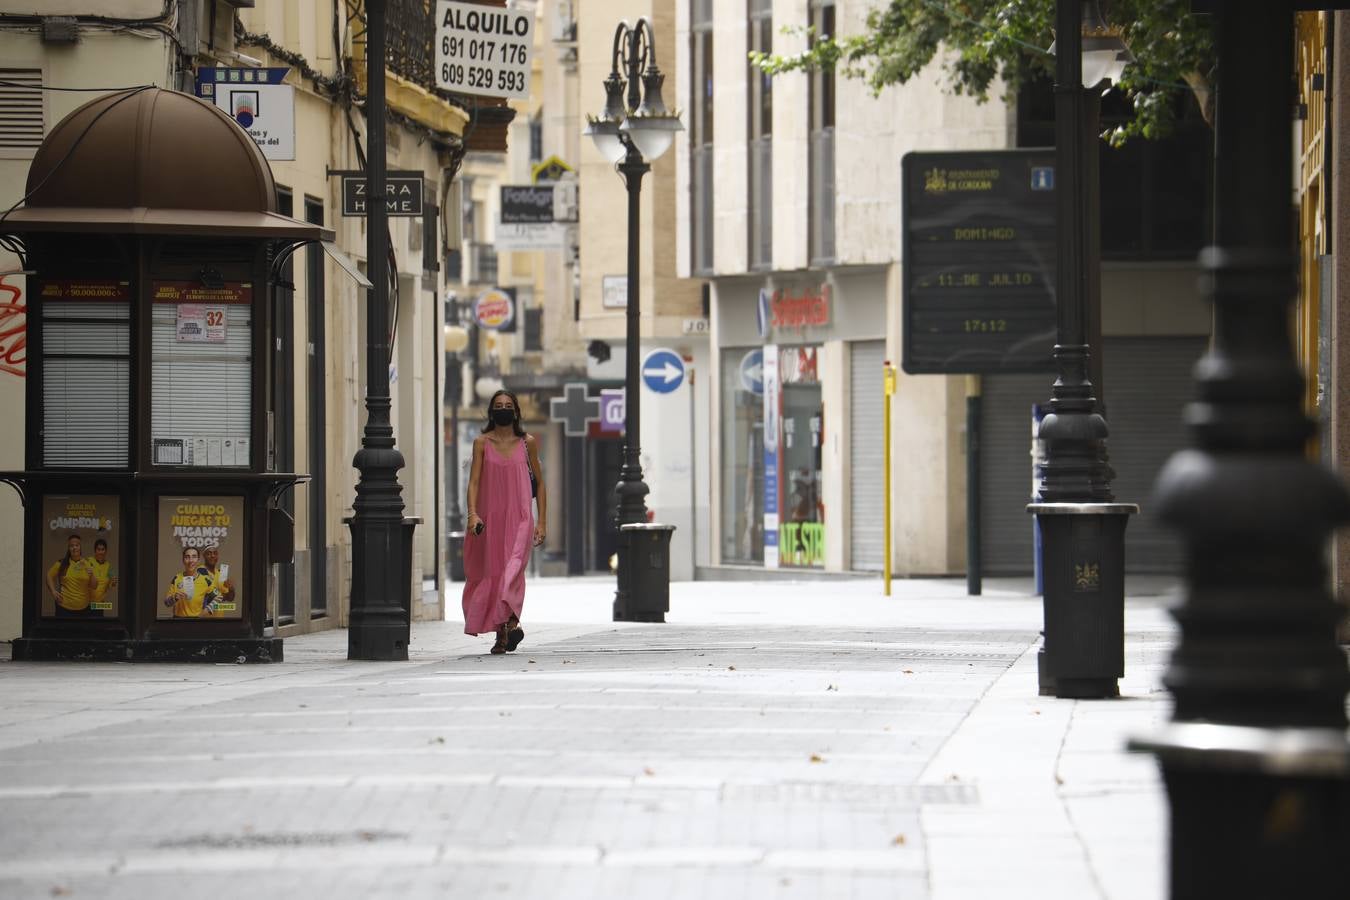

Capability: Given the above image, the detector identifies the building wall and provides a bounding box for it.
[0,1,457,639]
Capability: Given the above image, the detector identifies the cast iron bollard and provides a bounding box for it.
[618,523,675,623]
[1028,502,1136,698]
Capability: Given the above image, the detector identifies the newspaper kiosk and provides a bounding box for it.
[0,87,357,662]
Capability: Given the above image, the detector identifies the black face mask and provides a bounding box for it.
[491,407,515,427]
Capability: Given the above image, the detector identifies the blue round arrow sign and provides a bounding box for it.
[739,348,764,395]
[641,348,685,394]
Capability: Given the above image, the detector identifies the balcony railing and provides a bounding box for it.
[749,136,773,270]
[388,0,436,90]
[693,144,715,274]
[809,127,836,264]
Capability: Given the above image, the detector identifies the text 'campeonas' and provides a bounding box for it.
[441,7,530,36]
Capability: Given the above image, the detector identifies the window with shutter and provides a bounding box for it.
[41,297,131,468]
[149,286,253,467]
[0,68,44,155]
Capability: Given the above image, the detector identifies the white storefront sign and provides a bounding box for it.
[435,1,534,100]
[210,81,295,161]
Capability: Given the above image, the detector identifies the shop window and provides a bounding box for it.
[748,0,773,270]
[721,344,825,568]
[720,346,764,563]
[691,0,715,275]
[774,346,824,568]
[808,1,836,265]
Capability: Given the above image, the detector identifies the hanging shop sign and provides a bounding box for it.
[500,182,579,224]
[40,495,121,619]
[195,67,295,161]
[474,287,516,331]
[156,496,245,620]
[435,0,534,100]
[901,148,1057,374]
[335,171,425,217]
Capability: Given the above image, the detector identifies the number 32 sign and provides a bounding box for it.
[435,1,534,100]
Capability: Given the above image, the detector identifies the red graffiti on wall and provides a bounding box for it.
[0,275,25,377]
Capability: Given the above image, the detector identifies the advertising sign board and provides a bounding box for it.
[901,149,1058,374]
[40,495,121,619]
[156,495,245,620]
[435,0,534,99]
[196,67,295,161]
[474,288,516,331]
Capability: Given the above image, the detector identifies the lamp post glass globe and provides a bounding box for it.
[620,116,681,161]
[585,117,627,165]
[1048,0,1132,89]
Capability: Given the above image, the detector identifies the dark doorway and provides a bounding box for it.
[305,197,327,616]
[589,435,624,571]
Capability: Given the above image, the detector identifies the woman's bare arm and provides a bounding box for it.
[527,434,547,544]
[466,435,486,531]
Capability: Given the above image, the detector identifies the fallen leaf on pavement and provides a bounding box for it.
[728,665,736,671]
[809,753,825,763]
[643,767,656,776]
[892,834,907,846]
[902,669,914,674]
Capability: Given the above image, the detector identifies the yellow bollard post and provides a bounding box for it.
[883,361,897,596]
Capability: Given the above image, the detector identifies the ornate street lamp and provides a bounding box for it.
[1027,0,1137,699]
[585,18,683,622]
[1130,4,1350,896]
[348,0,416,660]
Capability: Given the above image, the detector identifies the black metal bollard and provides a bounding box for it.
[1029,502,1135,698]
[618,523,675,623]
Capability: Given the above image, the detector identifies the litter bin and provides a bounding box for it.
[1027,502,1137,698]
[617,523,676,623]
[448,529,466,582]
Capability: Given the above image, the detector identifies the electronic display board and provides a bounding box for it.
[901,149,1058,374]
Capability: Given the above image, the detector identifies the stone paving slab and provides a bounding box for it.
[0,577,1178,899]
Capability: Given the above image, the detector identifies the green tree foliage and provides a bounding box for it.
[750,0,1215,145]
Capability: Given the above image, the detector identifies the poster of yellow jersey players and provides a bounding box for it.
[156,496,244,620]
[40,495,120,618]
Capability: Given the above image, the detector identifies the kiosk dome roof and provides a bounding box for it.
[25,86,276,213]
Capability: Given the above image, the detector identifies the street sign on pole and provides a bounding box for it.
[640,349,685,394]
[435,1,534,99]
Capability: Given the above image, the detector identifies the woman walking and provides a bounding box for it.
[463,390,547,654]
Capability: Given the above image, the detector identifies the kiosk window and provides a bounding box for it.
[41,286,131,468]
[149,282,252,467]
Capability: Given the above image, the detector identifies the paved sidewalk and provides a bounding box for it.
[0,575,1178,899]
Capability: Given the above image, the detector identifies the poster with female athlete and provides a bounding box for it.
[155,496,244,620]
[40,495,120,618]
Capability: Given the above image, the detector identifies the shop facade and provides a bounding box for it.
[711,266,890,574]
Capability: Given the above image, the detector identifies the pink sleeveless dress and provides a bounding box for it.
[461,436,534,635]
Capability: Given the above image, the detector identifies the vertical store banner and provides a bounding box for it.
[155,496,245,620]
[762,345,780,568]
[40,495,120,618]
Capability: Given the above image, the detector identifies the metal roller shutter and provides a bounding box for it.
[849,340,886,570]
[980,336,1204,575]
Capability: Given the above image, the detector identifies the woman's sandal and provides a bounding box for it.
[490,626,508,655]
[506,623,525,652]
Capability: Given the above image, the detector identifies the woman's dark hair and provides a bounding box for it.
[58,533,80,579]
[481,389,526,437]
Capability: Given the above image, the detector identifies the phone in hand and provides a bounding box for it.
[473,520,485,535]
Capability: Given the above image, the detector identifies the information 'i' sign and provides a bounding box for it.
[435,1,534,100]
